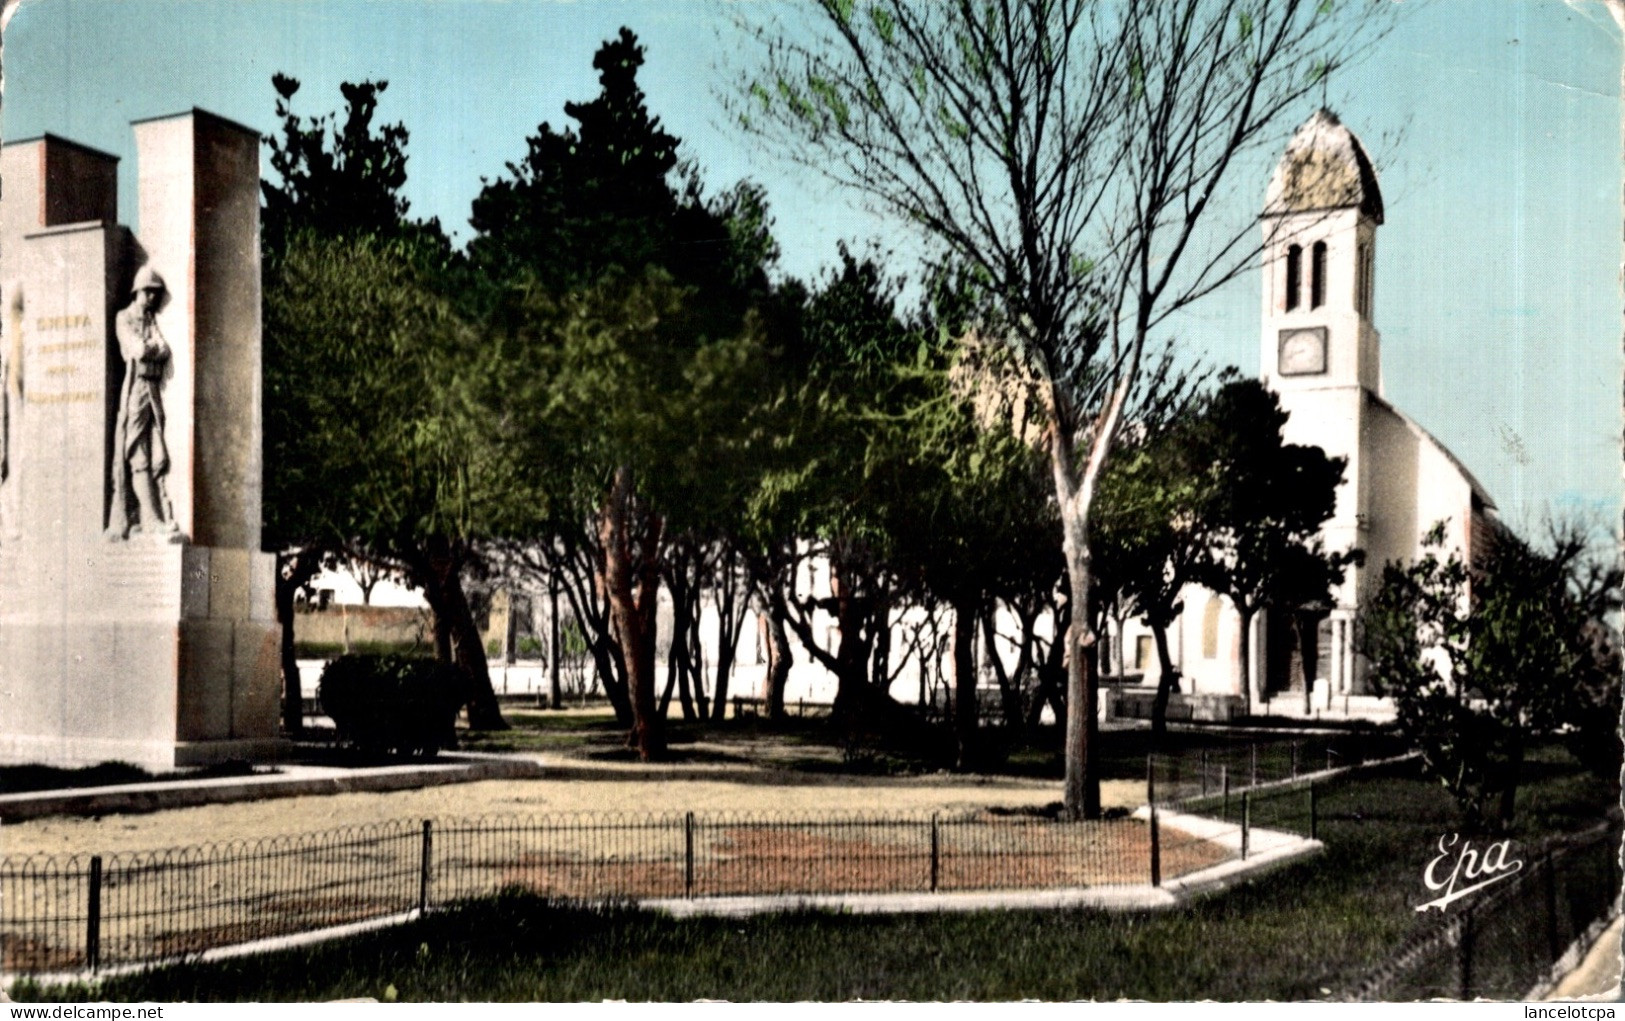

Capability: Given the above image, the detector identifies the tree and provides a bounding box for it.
[1092,364,1226,742]
[1194,380,1354,716]
[264,231,511,730]
[737,0,1394,817]
[469,29,778,760]
[742,250,921,733]
[262,75,450,261]
[1359,523,1622,831]
[261,76,505,732]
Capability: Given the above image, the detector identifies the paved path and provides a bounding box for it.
[0,754,544,823]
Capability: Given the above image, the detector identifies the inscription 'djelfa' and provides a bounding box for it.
[35,314,93,331]
[25,309,100,407]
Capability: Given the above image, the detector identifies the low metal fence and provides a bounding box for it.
[3,804,1256,975]
[1351,822,1621,1001]
[1148,731,1406,806]
[3,734,1390,977]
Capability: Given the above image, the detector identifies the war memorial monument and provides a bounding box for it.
[0,110,279,769]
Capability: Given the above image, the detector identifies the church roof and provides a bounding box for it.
[1265,109,1384,223]
[1367,392,1497,513]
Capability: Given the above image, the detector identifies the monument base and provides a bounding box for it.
[0,539,280,771]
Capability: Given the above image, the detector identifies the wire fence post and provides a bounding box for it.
[1241,793,1251,860]
[419,820,433,914]
[85,855,103,973]
[684,812,696,898]
[930,813,941,893]
[1200,749,1209,798]
[1250,743,1258,788]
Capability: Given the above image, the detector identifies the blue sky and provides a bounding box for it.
[3,0,1620,537]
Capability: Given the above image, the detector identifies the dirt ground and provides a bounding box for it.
[0,752,1148,860]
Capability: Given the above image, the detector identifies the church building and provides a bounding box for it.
[1116,110,1498,716]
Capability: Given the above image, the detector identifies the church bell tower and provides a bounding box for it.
[1261,108,1384,399]
[1257,108,1385,700]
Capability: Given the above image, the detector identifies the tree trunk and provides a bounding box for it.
[1112,608,1127,683]
[981,606,1029,738]
[548,573,562,710]
[432,601,453,664]
[711,608,739,723]
[1492,733,1524,833]
[275,549,323,738]
[600,464,665,760]
[870,590,892,688]
[1149,619,1178,746]
[416,535,508,731]
[1237,604,1256,717]
[709,552,746,722]
[761,589,791,721]
[1054,499,1101,819]
[953,600,979,770]
[666,575,697,721]
[1297,611,1323,716]
[830,564,871,716]
[1027,604,1070,732]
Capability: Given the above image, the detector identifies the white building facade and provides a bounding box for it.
[1117,110,1497,715]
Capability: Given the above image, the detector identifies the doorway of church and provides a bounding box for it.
[1262,608,1332,703]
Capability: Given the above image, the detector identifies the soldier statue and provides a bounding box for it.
[107,266,179,540]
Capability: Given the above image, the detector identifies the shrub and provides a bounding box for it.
[319,654,465,759]
[1359,522,1621,831]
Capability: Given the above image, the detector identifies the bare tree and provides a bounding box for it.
[734,0,1392,818]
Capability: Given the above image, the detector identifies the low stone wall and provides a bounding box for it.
[294,606,430,651]
[1108,687,1242,723]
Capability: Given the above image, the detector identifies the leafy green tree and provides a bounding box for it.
[498,270,772,759]
[262,75,504,731]
[893,371,1058,770]
[738,250,928,741]
[468,29,779,760]
[1361,523,1622,831]
[1091,364,1225,741]
[1193,381,1354,716]
[737,0,1396,818]
[264,232,510,730]
[262,75,450,261]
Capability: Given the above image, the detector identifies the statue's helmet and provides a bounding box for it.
[132,265,166,297]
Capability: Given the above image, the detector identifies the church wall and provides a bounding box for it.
[1280,385,1366,608]
[1362,398,1421,603]
[1412,433,1475,563]
[1180,588,1232,696]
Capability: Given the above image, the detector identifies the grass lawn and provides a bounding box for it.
[457,706,1407,781]
[15,745,1615,1002]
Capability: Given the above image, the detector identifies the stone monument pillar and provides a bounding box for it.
[0,112,279,769]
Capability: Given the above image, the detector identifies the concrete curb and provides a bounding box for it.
[0,754,545,822]
[4,910,427,992]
